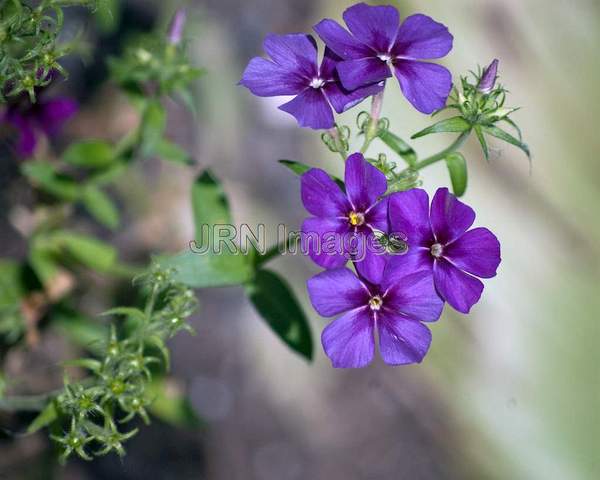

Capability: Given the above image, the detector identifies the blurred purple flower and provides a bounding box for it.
[388,188,501,313]
[239,33,383,129]
[477,58,499,94]
[314,2,453,114]
[301,152,388,283]
[308,266,443,368]
[168,8,187,45]
[2,97,78,157]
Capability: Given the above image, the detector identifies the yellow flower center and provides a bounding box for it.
[348,211,365,227]
[368,295,383,311]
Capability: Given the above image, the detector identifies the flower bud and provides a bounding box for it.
[167,8,187,45]
[477,59,499,94]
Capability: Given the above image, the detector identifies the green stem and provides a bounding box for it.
[0,393,54,412]
[360,90,385,154]
[412,130,471,170]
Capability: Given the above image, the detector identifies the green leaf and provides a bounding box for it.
[51,309,107,355]
[147,379,202,428]
[246,269,313,361]
[62,140,115,169]
[474,125,489,160]
[62,358,102,373]
[159,250,253,289]
[0,260,26,308]
[156,139,194,166]
[141,101,167,157]
[411,116,472,139]
[192,170,232,248]
[51,231,117,272]
[482,125,531,159]
[279,160,345,191]
[445,153,468,197]
[29,242,59,285]
[378,131,417,166]
[81,186,120,229]
[21,161,80,201]
[102,307,146,323]
[26,401,58,434]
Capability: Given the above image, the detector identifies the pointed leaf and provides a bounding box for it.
[411,116,472,139]
[192,170,232,248]
[51,231,117,272]
[156,139,194,166]
[102,307,146,323]
[81,186,120,229]
[141,101,166,157]
[377,131,417,166]
[445,152,468,197]
[26,401,58,434]
[473,125,489,160]
[482,125,530,159]
[21,161,80,201]
[63,140,115,169]
[279,160,345,191]
[159,250,252,289]
[246,269,313,361]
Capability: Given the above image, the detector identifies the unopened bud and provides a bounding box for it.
[477,59,499,94]
[167,8,187,45]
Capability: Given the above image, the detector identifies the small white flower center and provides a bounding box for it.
[430,243,444,258]
[309,77,325,89]
[377,53,392,62]
[369,295,383,311]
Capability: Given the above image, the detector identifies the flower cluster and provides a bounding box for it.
[240,2,453,128]
[302,154,500,368]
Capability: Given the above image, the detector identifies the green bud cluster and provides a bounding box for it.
[51,264,197,462]
[0,0,98,102]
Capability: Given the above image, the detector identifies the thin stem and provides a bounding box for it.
[412,130,471,171]
[0,393,54,412]
[360,90,385,154]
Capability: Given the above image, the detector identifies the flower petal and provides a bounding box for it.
[378,314,432,365]
[5,112,37,157]
[313,18,373,59]
[307,267,370,317]
[354,240,388,285]
[383,270,443,322]
[37,98,78,135]
[433,258,484,314]
[279,88,335,129]
[337,57,392,91]
[342,2,400,53]
[444,227,501,279]
[388,189,434,247]
[301,217,349,270]
[365,196,388,232]
[321,307,374,368]
[392,14,453,59]
[240,57,306,96]
[301,168,350,217]
[381,251,433,292]
[263,33,318,78]
[344,152,387,212]
[321,49,383,113]
[393,60,452,114]
[429,187,476,245]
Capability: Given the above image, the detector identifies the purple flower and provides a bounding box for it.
[167,8,187,45]
[314,2,453,114]
[301,152,389,283]
[240,33,383,129]
[477,58,499,94]
[307,265,443,368]
[388,188,501,313]
[2,97,78,157]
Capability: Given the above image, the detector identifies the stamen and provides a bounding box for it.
[430,243,444,258]
[309,77,325,89]
[369,295,383,311]
[348,211,365,226]
[377,53,392,62]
